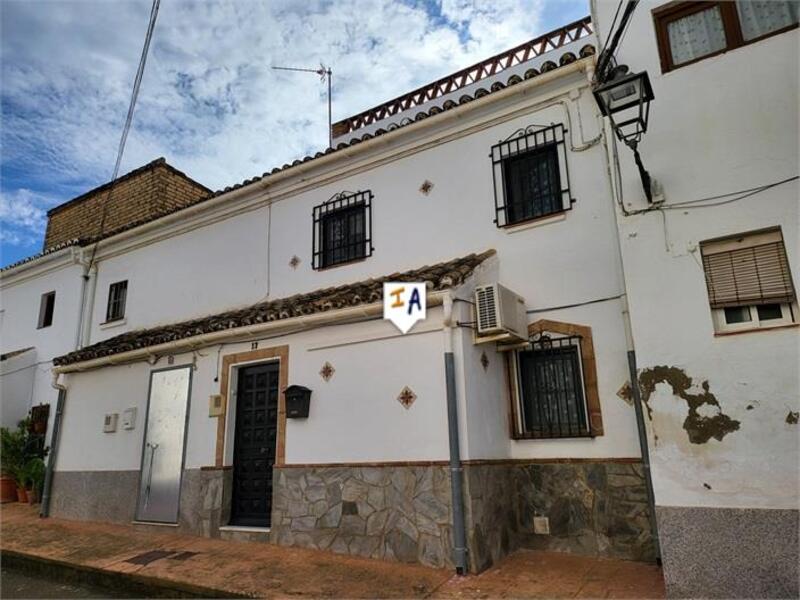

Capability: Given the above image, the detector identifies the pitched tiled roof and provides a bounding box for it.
[0,239,81,273]
[53,250,495,367]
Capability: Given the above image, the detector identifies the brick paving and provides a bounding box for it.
[0,504,664,598]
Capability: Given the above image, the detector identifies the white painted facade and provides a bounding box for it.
[2,52,648,472]
[0,251,84,429]
[591,0,799,512]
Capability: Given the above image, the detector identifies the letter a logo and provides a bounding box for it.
[383,282,426,334]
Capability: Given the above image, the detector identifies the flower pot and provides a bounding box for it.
[16,486,28,503]
[27,487,38,505]
[0,476,17,503]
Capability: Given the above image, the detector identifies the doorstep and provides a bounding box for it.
[218,525,271,532]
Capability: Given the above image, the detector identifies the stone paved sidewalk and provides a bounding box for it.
[0,504,664,598]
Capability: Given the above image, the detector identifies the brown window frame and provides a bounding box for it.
[653,1,799,73]
[506,319,604,440]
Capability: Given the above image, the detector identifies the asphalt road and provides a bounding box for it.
[0,565,132,599]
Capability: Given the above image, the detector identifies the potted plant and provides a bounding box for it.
[0,426,25,503]
[1,416,48,504]
[23,457,45,504]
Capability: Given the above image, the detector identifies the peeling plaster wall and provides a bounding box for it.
[593,2,800,508]
[594,0,799,513]
[592,2,799,591]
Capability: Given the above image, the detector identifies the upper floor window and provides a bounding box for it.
[312,191,373,270]
[701,228,797,334]
[105,280,128,322]
[491,124,574,228]
[37,291,56,329]
[654,1,799,72]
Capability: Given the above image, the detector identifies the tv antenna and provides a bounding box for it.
[272,63,332,148]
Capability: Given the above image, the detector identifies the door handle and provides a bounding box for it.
[144,442,159,506]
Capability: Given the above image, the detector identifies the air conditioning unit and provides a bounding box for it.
[474,283,527,343]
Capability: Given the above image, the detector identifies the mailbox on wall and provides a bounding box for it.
[284,385,312,419]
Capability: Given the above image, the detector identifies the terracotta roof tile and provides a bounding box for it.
[53,250,496,367]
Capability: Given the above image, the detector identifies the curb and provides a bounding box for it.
[1,549,252,598]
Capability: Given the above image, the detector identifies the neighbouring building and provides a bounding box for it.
[0,159,210,430]
[0,3,797,597]
[592,1,798,597]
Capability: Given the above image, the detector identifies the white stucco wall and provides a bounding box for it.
[0,257,84,432]
[0,349,37,428]
[11,60,647,470]
[593,0,799,510]
[57,312,453,472]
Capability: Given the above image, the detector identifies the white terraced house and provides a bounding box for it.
[0,4,797,597]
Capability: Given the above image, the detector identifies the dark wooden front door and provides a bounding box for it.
[231,362,279,527]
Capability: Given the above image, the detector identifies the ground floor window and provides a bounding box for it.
[513,334,590,438]
[508,320,603,440]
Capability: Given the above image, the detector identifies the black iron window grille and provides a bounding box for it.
[491,123,574,227]
[312,191,373,269]
[106,280,128,322]
[515,334,591,439]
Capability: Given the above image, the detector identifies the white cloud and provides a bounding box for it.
[0,0,584,260]
[0,188,57,248]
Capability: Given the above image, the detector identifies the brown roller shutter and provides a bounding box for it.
[701,229,795,308]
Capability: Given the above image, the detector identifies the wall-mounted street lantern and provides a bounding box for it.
[284,385,312,418]
[594,66,656,202]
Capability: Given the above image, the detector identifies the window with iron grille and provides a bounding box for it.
[312,191,373,269]
[513,335,591,438]
[106,280,128,322]
[37,291,56,329]
[491,123,574,227]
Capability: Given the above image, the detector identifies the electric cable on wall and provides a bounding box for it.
[87,0,162,269]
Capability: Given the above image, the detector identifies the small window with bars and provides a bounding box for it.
[37,291,56,329]
[105,280,128,322]
[512,334,591,439]
[491,123,574,228]
[701,228,797,333]
[312,191,373,269]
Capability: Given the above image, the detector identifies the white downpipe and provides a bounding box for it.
[54,292,448,374]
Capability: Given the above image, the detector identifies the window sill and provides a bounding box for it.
[501,211,567,233]
[512,432,595,441]
[714,323,799,337]
[314,256,369,272]
[100,318,127,330]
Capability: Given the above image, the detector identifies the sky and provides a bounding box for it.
[0,0,588,267]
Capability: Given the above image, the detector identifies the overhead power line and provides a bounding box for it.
[88,0,161,269]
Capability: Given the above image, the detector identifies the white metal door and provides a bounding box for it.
[136,366,191,523]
